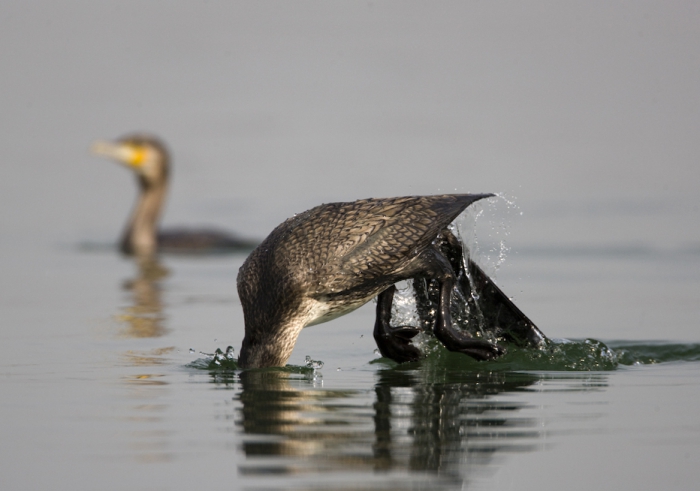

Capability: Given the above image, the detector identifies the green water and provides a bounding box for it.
[193,339,700,373]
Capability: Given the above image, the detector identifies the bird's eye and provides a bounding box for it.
[129,146,148,167]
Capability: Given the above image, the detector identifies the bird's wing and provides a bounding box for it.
[300,196,466,293]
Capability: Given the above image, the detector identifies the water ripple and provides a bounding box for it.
[188,339,700,376]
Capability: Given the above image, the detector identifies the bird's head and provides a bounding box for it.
[92,133,170,187]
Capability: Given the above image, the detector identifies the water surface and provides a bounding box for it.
[1,2,700,490]
[2,241,699,491]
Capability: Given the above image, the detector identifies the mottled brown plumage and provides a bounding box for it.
[237,194,503,368]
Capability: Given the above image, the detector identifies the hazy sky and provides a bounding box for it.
[1,1,698,247]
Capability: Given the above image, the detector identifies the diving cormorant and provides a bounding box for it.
[237,194,545,368]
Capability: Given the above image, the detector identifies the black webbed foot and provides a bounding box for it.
[437,229,547,348]
[420,244,506,362]
[373,285,423,363]
[432,320,506,360]
[403,277,505,362]
[374,227,544,364]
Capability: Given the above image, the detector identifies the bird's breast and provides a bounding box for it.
[303,292,377,328]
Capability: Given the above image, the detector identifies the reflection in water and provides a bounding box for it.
[372,369,538,478]
[121,368,173,464]
[123,347,176,367]
[117,255,174,463]
[237,370,355,463]
[116,256,169,338]
[227,367,609,490]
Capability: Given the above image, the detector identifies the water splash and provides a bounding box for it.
[607,341,700,365]
[225,346,235,360]
[304,355,324,386]
[452,192,522,278]
[212,347,226,366]
[420,338,700,371]
[304,355,324,370]
[390,280,421,327]
[186,342,330,374]
[186,345,240,370]
[186,340,700,374]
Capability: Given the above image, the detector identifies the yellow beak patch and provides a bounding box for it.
[128,146,147,167]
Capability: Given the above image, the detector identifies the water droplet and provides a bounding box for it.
[304,355,324,369]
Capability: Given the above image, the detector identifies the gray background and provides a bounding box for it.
[2,1,698,250]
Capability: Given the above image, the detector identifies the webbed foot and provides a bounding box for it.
[437,228,547,348]
[434,328,506,361]
[373,285,423,363]
[413,279,505,360]
[423,245,506,362]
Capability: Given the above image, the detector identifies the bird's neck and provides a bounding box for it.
[121,178,168,256]
[238,324,303,368]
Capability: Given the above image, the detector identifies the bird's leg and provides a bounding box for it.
[424,246,505,361]
[438,229,547,347]
[373,285,423,363]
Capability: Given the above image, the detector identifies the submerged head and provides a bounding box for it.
[92,134,170,187]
